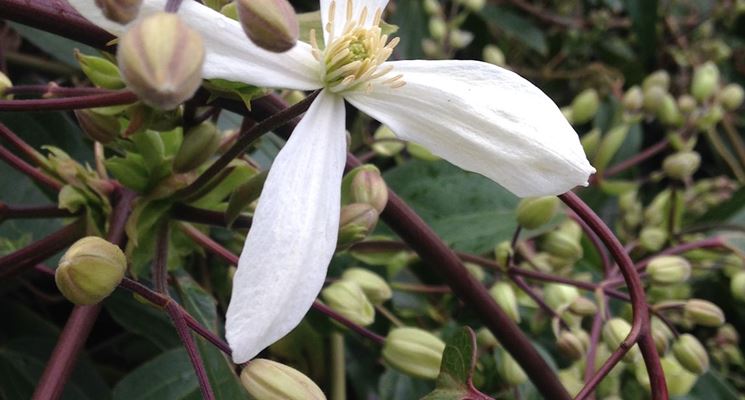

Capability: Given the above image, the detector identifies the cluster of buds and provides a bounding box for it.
[321,267,392,327]
[421,0,481,59]
[337,165,388,249]
[382,327,446,379]
[686,176,738,216]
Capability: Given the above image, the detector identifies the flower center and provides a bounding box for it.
[310,0,405,94]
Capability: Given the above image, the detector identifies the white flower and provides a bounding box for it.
[68,0,595,363]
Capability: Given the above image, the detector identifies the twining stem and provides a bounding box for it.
[508,272,570,331]
[6,85,113,97]
[0,144,63,191]
[0,91,138,112]
[165,301,216,400]
[0,122,48,166]
[589,138,670,184]
[153,222,170,295]
[0,203,75,220]
[0,219,85,278]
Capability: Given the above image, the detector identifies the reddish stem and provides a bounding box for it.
[0,91,137,111]
[171,203,252,230]
[165,301,216,400]
[0,219,85,278]
[6,85,113,97]
[0,122,48,166]
[0,144,63,191]
[0,203,75,219]
[590,138,670,184]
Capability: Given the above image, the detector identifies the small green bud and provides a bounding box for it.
[602,318,640,362]
[225,170,268,226]
[677,94,697,114]
[717,324,739,344]
[568,296,597,317]
[691,62,720,102]
[460,0,485,12]
[94,0,142,24]
[544,283,580,310]
[558,368,583,397]
[672,334,709,374]
[173,122,221,173]
[448,29,474,49]
[639,227,668,252]
[719,83,744,111]
[489,282,520,323]
[661,356,698,396]
[542,230,583,262]
[642,85,667,114]
[236,0,299,53]
[55,237,127,305]
[663,151,701,180]
[341,268,392,305]
[643,70,671,92]
[731,271,745,301]
[341,165,388,213]
[0,71,13,98]
[423,0,441,14]
[118,13,205,110]
[594,124,630,173]
[371,125,404,157]
[494,241,512,270]
[337,203,379,250]
[75,51,125,90]
[557,331,587,360]
[685,299,725,327]
[657,93,682,126]
[622,86,644,111]
[580,128,601,158]
[651,317,673,355]
[570,89,600,125]
[476,327,498,349]
[498,350,527,385]
[647,256,691,285]
[240,359,326,400]
[482,44,505,66]
[464,262,486,282]
[407,142,439,161]
[220,2,238,19]
[516,196,559,229]
[321,280,375,326]
[74,109,121,144]
[428,17,447,40]
[382,327,445,380]
[696,104,724,130]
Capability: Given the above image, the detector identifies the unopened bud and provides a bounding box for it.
[717,324,739,344]
[372,125,404,157]
[494,241,512,270]
[570,88,600,125]
[448,29,473,49]
[321,280,375,326]
[516,196,559,229]
[696,104,724,130]
[684,299,725,327]
[337,203,379,250]
[672,334,709,374]
[55,237,127,305]
[720,83,744,111]
[460,0,485,12]
[382,327,445,380]
[594,124,630,173]
[428,17,447,40]
[118,12,205,110]
[639,227,668,252]
[0,71,12,98]
[464,262,486,282]
[581,128,601,158]
[557,331,587,360]
[95,0,142,24]
[423,0,441,14]
[647,256,691,285]
[482,44,505,66]
[173,122,221,172]
[240,359,326,400]
[489,282,520,323]
[498,350,527,385]
[476,327,498,349]
[651,317,673,354]
[342,165,388,213]
[643,70,671,91]
[236,0,298,53]
[663,151,701,180]
[542,230,583,262]
[76,51,125,90]
[569,297,597,317]
[691,62,720,102]
[661,356,698,396]
[622,86,644,111]
[341,268,392,305]
[74,109,121,144]
[544,283,579,310]
[657,93,682,126]
[677,94,697,114]
[731,271,745,301]
[602,318,640,362]
[642,85,667,114]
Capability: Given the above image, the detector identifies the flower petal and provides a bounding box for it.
[66,0,322,90]
[226,90,347,363]
[346,60,595,197]
[320,0,390,43]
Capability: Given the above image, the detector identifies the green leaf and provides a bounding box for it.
[390,1,427,59]
[112,348,199,400]
[422,327,492,400]
[688,371,739,400]
[9,22,97,66]
[104,291,180,350]
[378,369,433,400]
[623,0,659,68]
[383,160,518,254]
[203,79,265,111]
[478,5,548,56]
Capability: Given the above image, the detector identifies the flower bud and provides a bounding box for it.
[570,88,600,125]
[498,350,527,385]
[341,165,388,213]
[173,122,221,173]
[236,0,299,53]
[461,0,485,12]
[0,71,13,99]
[428,17,447,40]
[372,125,404,157]
[691,62,720,102]
[94,0,142,24]
[720,83,744,111]
[643,70,671,91]
[602,318,640,362]
[651,317,673,354]
[581,128,601,158]
[663,151,701,180]
[731,271,745,301]
[476,327,498,349]
[494,241,513,270]
[489,282,520,323]
[639,227,668,252]
[240,359,326,400]
[622,86,644,111]
[594,124,630,173]
[684,299,725,327]
[449,29,474,49]
[657,93,682,126]
[382,327,445,380]
[677,94,697,114]
[696,104,724,130]
[557,331,587,360]
[55,236,127,305]
[717,324,739,344]
[337,203,379,250]
[118,12,205,110]
[544,284,580,310]
[542,230,583,262]
[407,142,440,161]
[464,261,486,282]
[661,356,698,396]
[482,44,505,66]
[423,0,441,14]
[341,268,392,305]
[642,85,667,114]
[321,280,375,326]
[672,334,709,374]
[647,255,691,285]
[516,196,559,229]
[74,109,121,144]
[569,297,597,317]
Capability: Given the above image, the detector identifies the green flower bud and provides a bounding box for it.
[476,327,498,349]
[516,196,559,229]
[568,296,598,317]
[696,104,724,130]
[684,299,725,327]
[407,142,439,161]
[643,70,671,92]
[118,12,205,110]
[94,0,142,24]
[581,128,601,158]
[717,324,739,344]
[0,71,13,99]
[423,0,441,14]
[341,268,392,305]
[691,62,720,102]
[663,151,701,180]
[460,0,485,12]
[642,85,667,114]
[544,283,580,310]
[321,280,375,326]
[341,165,388,213]
[382,327,445,380]
[498,350,527,385]
[494,241,513,270]
[482,44,505,66]
[570,88,600,125]
[236,0,299,53]
[225,170,268,226]
[173,122,221,173]
[541,230,583,262]
[428,17,447,40]
[240,359,326,400]
[661,356,698,396]
[449,30,473,50]
[75,51,125,90]
[489,282,520,323]
[220,2,238,19]
[74,109,121,144]
[622,86,644,111]
[672,334,709,374]
[639,227,668,252]
[651,317,673,354]
[602,318,640,362]
[557,331,587,360]
[371,125,404,157]
[657,93,682,126]
[55,237,127,305]
[464,261,486,282]
[730,271,745,301]
[558,368,583,397]
[594,124,630,173]
[719,83,744,111]
[337,203,379,250]
[647,255,691,285]
[677,94,697,114]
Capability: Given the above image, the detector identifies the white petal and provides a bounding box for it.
[346,60,596,197]
[320,0,390,44]
[66,0,322,90]
[226,90,347,363]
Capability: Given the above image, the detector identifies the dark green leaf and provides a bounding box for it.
[478,5,548,55]
[112,348,198,400]
[390,1,427,59]
[10,22,97,67]
[378,369,433,400]
[104,291,180,350]
[623,0,658,67]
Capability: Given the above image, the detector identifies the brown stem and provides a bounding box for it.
[0,121,48,166]
[165,301,216,400]
[589,138,669,185]
[171,203,252,230]
[0,91,138,111]
[6,85,113,97]
[153,222,170,295]
[0,219,85,278]
[0,144,63,191]
[0,203,75,219]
